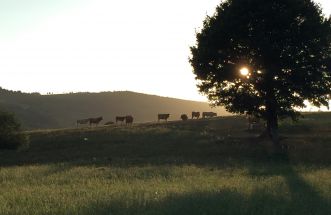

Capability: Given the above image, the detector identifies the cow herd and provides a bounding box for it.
[76,111,218,127]
[76,112,264,132]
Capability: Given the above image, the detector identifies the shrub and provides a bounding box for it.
[0,110,29,150]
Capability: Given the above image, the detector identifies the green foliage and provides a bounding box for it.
[0,110,29,150]
[190,0,331,121]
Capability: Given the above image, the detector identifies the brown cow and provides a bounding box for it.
[202,112,217,118]
[89,116,103,127]
[104,121,114,126]
[125,115,134,125]
[116,116,126,124]
[158,114,170,122]
[76,118,90,127]
[181,114,188,121]
[192,111,200,119]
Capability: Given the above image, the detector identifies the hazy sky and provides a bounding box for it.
[0,0,330,101]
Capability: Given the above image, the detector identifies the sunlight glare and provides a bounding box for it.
[240,67,249,76]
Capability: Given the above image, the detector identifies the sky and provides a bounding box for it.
[0,0,330,102]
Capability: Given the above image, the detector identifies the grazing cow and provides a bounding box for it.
[76,118,90,127]
[158,114,170,122]
[116,116,126,124]
[192,111,200,119]
[125,115,134,125]
[89,116,103,127]
[104,121,114,126]
[181,114,188,121]
[246,114,260,130]
[202,112,217,118]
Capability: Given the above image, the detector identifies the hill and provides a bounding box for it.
[0,113,330,214]
[0,88,228,129]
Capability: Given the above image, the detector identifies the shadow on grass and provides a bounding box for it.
[248,159,331,215]
[0,115,330,168]
[0,119,265,168]
[78,164,331,215]
[0,130,330,169]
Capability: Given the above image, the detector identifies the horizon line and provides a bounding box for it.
[0,87,208,103]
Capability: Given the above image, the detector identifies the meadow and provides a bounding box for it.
[0,113,330,215]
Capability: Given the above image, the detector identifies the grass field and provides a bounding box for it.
[0,113,330,215]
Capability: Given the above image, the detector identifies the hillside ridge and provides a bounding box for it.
[0,87,228,129]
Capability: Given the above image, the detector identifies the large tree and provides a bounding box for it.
[190,0,331,144]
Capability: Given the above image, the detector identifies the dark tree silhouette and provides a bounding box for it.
[0,110,28,150]
[190,0,331,145]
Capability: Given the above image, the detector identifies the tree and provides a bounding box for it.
[190,0,331,145]
[0,110,29,150]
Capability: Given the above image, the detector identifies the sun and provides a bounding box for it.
[240,67,249,76]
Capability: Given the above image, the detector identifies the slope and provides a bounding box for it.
[0,88,228,129]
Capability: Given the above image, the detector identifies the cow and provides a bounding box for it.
[89,116,103,127]
[192,111,200,119]
[125,115,134,125]
[116,116,126,124]
[202,112,217,118]
[181,114,188,121]
[158,113,170,122]
[246,114,260,130]
[76,118,90,127]
[104,121,114,126]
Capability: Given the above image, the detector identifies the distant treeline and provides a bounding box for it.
[0,88,229,130]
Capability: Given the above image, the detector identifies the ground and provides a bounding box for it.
[0,113,330,215]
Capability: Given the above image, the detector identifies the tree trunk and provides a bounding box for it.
[266,110,279,146]
[265,92,280,146]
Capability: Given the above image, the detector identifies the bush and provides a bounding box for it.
[0,110,29,150]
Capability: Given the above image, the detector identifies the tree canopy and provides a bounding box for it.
[190,0,331,143]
